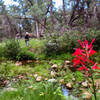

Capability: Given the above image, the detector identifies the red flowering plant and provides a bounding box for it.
[73,38,99,100]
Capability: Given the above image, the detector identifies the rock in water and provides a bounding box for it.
[66,83,72,89]
[15,61,22,66]
[48,78,57,83]
[50,71,56,76]
[51,64,58,69]
[59,79,64,84]
[98,90,100,93]
[36,76,42,82]
[65,60,71,65]
[83,91,91,100]
[34,74,38,78]
[82,81,88,87]
[44,78,48,81]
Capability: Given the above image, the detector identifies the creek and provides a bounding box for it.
[61,85,79,100]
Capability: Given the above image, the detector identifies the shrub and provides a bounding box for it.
[94,33,100,51]
[44,41,59,56]
[1,39,36,61]
[66,36,78,53]
[0,44,4,58]
[16,50,35,61]
[3,39,20,60]
[43,32,80,56]
[43,34,60,56]
[74,71,84,82]
[85,29,100,51]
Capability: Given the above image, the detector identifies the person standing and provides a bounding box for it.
[24,32,30,46]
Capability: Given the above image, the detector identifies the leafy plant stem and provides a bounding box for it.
[90,68,97,100]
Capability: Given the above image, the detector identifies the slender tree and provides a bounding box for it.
[62,0,67,24]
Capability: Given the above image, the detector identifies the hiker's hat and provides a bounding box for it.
[26,32,29,34]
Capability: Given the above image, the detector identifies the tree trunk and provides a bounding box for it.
[69,0,80,26]
[2,15,16,38]
[93,0,97,20]
[36,21,40,39]
[1,5,17,38]
[50,0,54,32]
[62,0,67,24]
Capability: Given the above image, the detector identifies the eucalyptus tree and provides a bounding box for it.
[0,0,4,14]
[0,0,18,38]
[10,0,54,38]
[68,0,100,27]
[8,0,32,33]
[62,0,67,24]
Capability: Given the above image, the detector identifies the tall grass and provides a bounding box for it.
[0,82,65,100]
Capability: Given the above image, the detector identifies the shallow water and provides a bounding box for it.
[62,85,69,97]
[61,85,79,100]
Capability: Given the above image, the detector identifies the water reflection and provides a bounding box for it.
[62,85,69,97]
[61,85,79,100]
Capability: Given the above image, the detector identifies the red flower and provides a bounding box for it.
[73,38,99,71]
[78,65,89,71]
[92,63,100,70]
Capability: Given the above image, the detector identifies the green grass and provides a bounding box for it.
[0,38,73,60]
[19,39,47,60]
[95,51,100,63]
[0,38,100,100]
[0,60,51,79]
[19,39,46,52]
[0,61,33,77]
[17,39,73,60]
[0,82,65,100]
